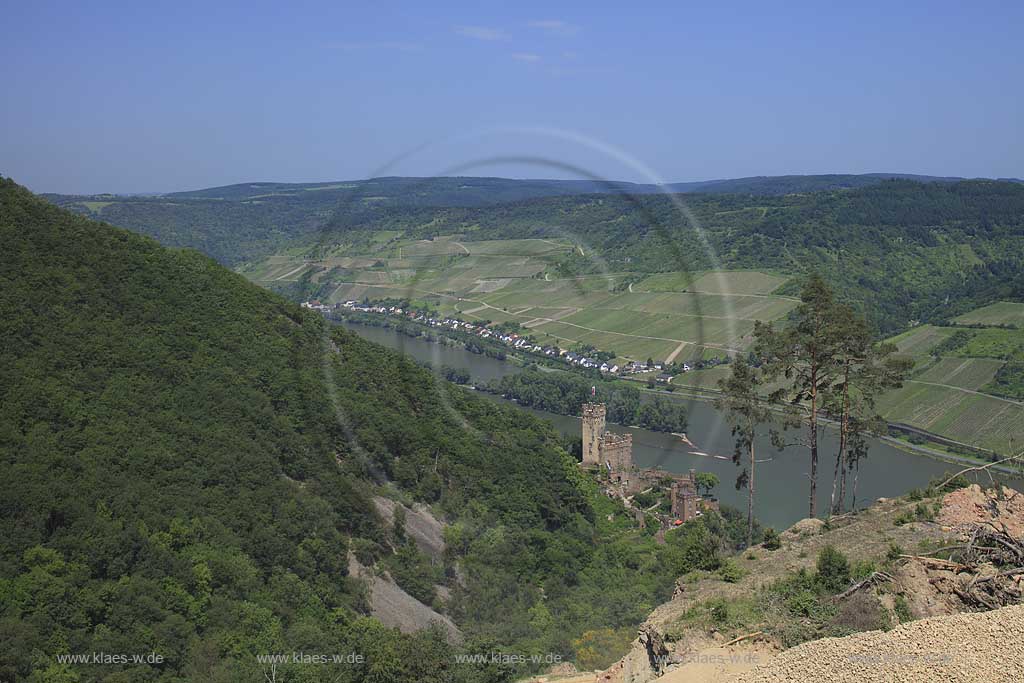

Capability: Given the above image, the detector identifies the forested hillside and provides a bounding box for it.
[1,178,743,682]
[308,179,1024,335]
[42,173,987,270]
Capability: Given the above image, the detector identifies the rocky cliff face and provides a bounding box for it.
[346,553,462,643]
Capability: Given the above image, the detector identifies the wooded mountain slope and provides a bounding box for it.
[1,178,741,682]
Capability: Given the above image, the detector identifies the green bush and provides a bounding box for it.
[762,527,781,550]
[718,559,745,583]
[893,595,913,623]
[886,542,904,562]
[816,545,851,593]
[851,560,877,581]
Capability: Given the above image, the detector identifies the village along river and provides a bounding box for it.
[338,321,1022,530]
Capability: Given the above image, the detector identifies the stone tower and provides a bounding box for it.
[581,403,606,466]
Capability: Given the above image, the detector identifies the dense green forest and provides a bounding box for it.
[2,178,748,682]
[482,370,688,433]
[44,173,987,270]
[44,177,648,265]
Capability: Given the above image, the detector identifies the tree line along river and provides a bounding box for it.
[337,320,1022,531]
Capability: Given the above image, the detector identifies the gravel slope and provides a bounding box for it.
[729,604,1024,682]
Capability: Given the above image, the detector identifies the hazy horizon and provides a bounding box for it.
[32,170,1023,198]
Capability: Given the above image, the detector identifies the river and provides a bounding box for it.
[338,321,1021,530]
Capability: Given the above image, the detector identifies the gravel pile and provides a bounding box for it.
[730,604,1024,682]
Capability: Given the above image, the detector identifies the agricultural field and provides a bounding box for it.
[886,324,959,361]
[876,301,1024,454]
[640,269,790,295]
[948,328,1024,361]
[952,301,1024,327]
[877,382,1024,454]
[669,366,732,390]
[914,357,1004,391]
[245,236,798,362]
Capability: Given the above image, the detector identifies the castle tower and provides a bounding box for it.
[671,476,699,522]
[581,403,606,466]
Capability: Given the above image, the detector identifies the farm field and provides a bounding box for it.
[887,324,959,361]
[952,301,1024,327]
[639,269,790,295]
[949,328,1024,361]
[914,357,1004,391]
[877,382,1024,453]
[874,301,1024,454]
[669,366,732,390]
[245,237,798,362]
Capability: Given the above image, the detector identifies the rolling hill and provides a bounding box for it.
[42,173,1005,267]
[248,178,1024,336]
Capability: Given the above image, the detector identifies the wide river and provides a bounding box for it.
[339,321,1022,530]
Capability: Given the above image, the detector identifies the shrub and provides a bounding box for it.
[886,542,904,562]
[708,598,730,626]
[893,595,913,623]
[786,590,820,617]
[932,473,970,493]
[718,559,745,583]
[914,502,933,521]
[816,545,851,593]
[830,592,886,634]
[851,559,877,581]
[762,527,781,550]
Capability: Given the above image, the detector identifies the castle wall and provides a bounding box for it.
[601,432,633,472]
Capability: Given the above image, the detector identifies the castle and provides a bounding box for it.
[581,402,635,491]
[580,402,717,525]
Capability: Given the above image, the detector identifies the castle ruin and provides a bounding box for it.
[669,469,719,523]
[580,401,636,492]
[580,403,717,527]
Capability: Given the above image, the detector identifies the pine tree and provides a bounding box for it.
[716,357,771,547]
[755,272,844,518]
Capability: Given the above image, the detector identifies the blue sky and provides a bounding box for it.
[2,1,1022,193]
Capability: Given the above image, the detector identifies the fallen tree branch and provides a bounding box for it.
[836,571,895,600]
[937,450,1024,491]
[724,631,764,647]
[973,567,1024,584]
[899,555,970,572]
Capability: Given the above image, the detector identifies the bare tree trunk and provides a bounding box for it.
[748,439,755,548]
[808,377,818,518]
[838,451,848,512]
[830,362,851,515]
[852,458,861,511]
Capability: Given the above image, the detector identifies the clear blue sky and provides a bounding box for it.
[3,0,1021,194]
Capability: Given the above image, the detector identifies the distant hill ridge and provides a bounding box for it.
[48,172,1017,203]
